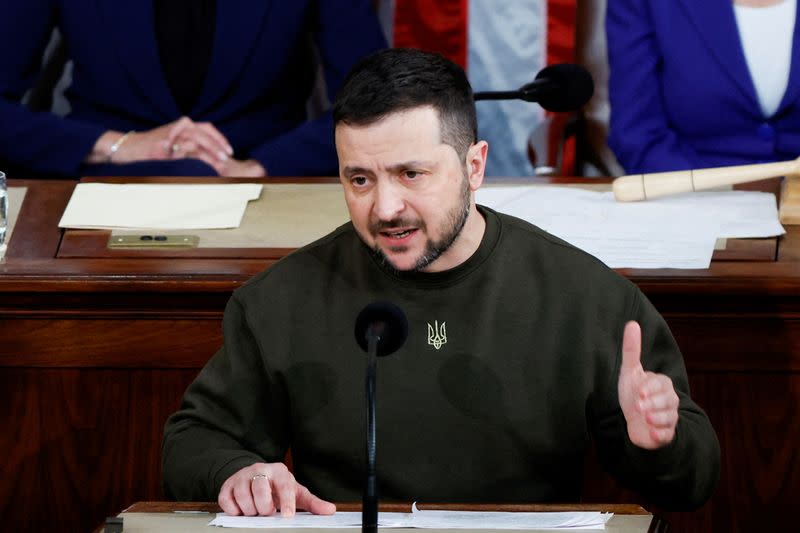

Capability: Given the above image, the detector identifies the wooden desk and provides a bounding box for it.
[96,502,657,533]
[2,178,797,533]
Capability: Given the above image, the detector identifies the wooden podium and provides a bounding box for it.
[2,177,798,533]
[95,502,659,533]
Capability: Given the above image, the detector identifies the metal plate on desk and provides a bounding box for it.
[108,234,199,248]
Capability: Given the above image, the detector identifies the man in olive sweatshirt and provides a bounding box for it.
[162,48,720,517]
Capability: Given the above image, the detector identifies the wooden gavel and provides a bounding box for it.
[612,157,800,202]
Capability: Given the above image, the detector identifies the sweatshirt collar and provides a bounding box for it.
[368,205,501,287]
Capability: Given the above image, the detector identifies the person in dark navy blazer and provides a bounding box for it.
[0,0,387,178]
[606,0,800,173]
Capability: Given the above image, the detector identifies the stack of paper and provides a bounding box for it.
[208,509,613,529]
[58,183,263,230]
[477,186,785,269]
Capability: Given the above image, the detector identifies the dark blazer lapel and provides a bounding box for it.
[192,0,274,115]
[99,0,179,119]
[777,8,800,116]
[677,0,757,106]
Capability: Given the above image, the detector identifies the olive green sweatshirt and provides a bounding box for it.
[162,206,719,510]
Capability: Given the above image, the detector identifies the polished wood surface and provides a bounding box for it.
[123,500,652,513]
[92,502,657,533]
[2,178,798,533]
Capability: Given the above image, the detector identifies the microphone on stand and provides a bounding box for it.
[473,63,594,112]
[354,302,409,533]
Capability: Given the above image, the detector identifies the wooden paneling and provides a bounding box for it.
[0,368,197,533]
[580,368,800,533]
[665,315,800,371]
[686,374,800,532]
[0,318,222,367]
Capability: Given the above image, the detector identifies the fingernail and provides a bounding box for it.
[227,145,234,155]
[218,151,229,161]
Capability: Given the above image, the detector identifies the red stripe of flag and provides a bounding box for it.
[546,0,576,65]
[547,0,577,173]
[392,0,469,69]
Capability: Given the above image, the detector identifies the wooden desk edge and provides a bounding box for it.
[122,500,651,514]
[98,502,659,533]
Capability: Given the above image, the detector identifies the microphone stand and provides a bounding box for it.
[473,90,524,101]
[354,303,407,533]
[474,79,557,102]
[363,326,380,533]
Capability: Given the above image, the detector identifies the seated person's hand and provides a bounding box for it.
[89,117,234,173]
[166,118,266,176]
[216,157,267,177]
[218,462,336,517]
[617,321,680,449]
[164,117,233,172]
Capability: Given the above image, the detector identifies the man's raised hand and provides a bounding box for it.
[617,321,680,449]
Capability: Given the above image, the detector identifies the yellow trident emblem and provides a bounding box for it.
[427,321,447,350]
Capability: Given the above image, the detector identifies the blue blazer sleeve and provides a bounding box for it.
[606,0,698,173]
[248,0,387,176]
[0,0,106,177]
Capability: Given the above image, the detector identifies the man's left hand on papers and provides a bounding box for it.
[218,462,336,517]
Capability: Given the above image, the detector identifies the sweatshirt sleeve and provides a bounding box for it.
[0,0,106,177]
[248,0,387,176]
[605,0,698,173]
[162,294,290,501]
[588,288,720,510]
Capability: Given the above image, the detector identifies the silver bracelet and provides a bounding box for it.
[108,130,134,162]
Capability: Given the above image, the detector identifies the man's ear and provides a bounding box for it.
[466,140,489,191]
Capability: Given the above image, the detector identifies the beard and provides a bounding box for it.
[370,177,472,273]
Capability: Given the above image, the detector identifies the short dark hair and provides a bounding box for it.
[333,48,477,160]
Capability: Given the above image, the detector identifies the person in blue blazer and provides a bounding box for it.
[0,0,386,178]
[606,0,800,174]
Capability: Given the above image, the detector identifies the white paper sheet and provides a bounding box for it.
[209,512,408,529]
[408,507,613,529]
[476,186,784,269]
[208,509,613,529]
[58,183,263,230]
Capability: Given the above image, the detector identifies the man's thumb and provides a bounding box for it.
[621,320,643,373]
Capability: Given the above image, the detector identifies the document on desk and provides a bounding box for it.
[58,183,263,230]
[208,509,613,529]
[476,186,785,269]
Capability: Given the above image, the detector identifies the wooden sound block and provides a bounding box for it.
[780,176,800,225]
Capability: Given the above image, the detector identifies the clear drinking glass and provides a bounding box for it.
[0,171,7,254]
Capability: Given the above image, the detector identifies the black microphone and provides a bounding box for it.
[354,302,408,533]
[473,63,594,112]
